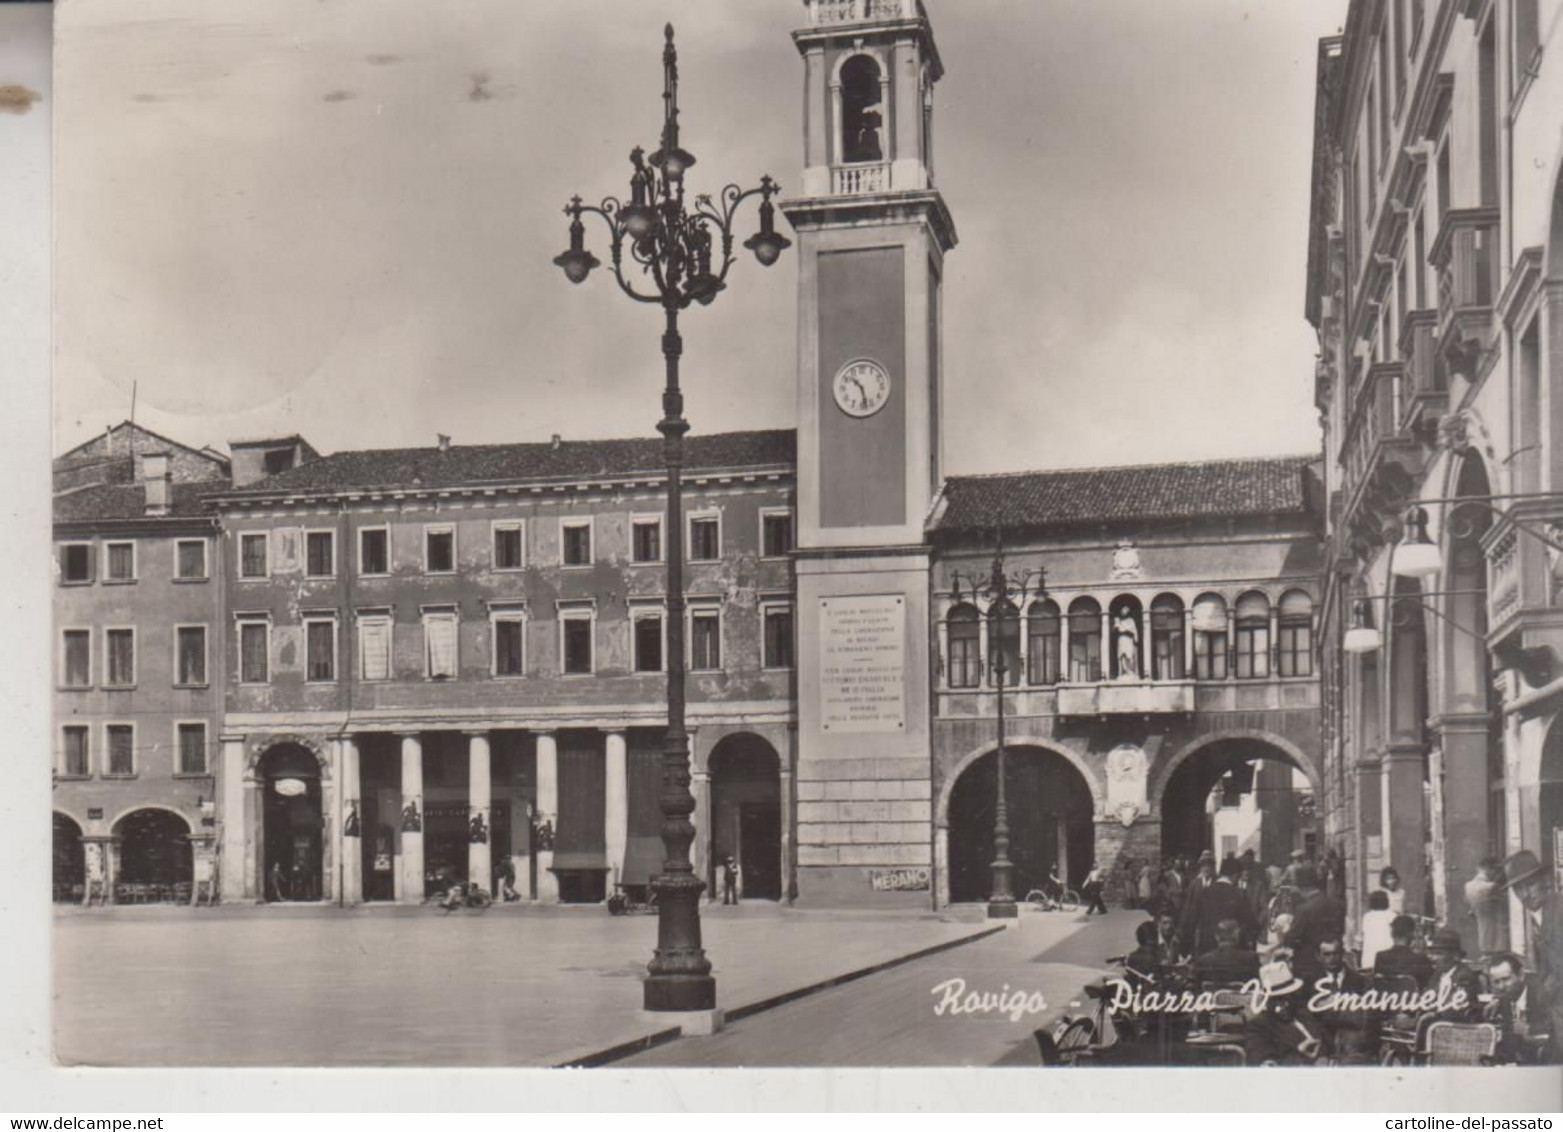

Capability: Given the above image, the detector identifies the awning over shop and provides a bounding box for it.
[623,836,663,887]
[549,851,607,871]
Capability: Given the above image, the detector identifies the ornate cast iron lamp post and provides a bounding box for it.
[553,24,789,1012]
[949,532,1045,919]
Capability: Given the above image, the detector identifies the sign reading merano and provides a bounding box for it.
[820,594,905,733]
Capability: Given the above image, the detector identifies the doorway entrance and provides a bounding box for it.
[709,734,782,900]
[259,743,323,902]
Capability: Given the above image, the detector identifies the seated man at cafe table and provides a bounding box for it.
[1193,918,1260,989]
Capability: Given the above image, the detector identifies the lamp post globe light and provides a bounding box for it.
[949,534,1045,920]
[552,24,789,1014]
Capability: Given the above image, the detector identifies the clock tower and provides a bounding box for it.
[781,0,955,905]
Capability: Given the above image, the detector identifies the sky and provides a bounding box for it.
[52,0,1348,475]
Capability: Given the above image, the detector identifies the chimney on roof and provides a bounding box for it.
[143,451,171,515]
[551,434,561,449]
[437,433,451,453]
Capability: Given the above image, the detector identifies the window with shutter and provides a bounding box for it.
[106,629,135,686]
[425,614,458,678]
[178,723,207,775]
[63,630,90,687]
[359,616,391,680]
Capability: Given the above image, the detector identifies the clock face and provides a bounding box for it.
[832,359,892,418]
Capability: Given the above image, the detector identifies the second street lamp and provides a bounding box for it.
[949,532,1045,920]
[552,24,789,1014]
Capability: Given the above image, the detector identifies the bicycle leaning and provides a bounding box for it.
[1025,882,1082,913]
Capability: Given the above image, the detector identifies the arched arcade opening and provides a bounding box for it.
[53,813,84,903]
[259,743,324,902]
[112,808,192,902]
[948,745,1094,902]
[1159,738,1315,869]
[708,733,783,901]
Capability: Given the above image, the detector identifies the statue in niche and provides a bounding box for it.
[343,800,361,838]
[468,811,489,845]
[1114,606,1140,680]
[400,799,422,833]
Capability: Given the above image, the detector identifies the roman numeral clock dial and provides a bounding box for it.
[832,358,892,418]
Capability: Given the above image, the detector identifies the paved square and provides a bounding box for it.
[53,902,999,1067]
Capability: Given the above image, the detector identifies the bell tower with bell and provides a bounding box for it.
[781,0,955,905]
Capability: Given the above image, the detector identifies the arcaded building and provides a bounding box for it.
[1305,0,1563,954]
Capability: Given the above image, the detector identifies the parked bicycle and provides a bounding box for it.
[607,883,658,915]
[1025,881,1082,913]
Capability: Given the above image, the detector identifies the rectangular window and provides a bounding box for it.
[1235,624,1270,680]
[359,528,389,575]
[763,606,794,669]
[177,722,207,775]
[358,614,392,681]
[239,533,269,578]
[562,521,592,567]
[238,620,269,683]
[62,726,89,777]
[62,630,90,687]
[105,541,135,582]
[562,614,593,675]
[1279,623,1314,677]
[493,523,524,571]
[1026,614,1061,686]
[425,526,455,574]
[105,628,135,686]
[1068,630,1102,683]
[690,608,721,671]
[631,518,661,564]
[633,613,663,673]
[306,619,336,682]
[1194,632,1229,680]
[305,531,334,578]
[107,724,134,776]
[689,516,720,562]
[762,512,793,558]
[176,539,208,580]
[493,616,525,677]
[424,612,458,679]
[60,543,92,584]
[176,625,207,686]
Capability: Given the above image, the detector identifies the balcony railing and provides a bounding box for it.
[1057,680,1196,717]
[1483,499,1563,656]
[807,0,924,24]
[1430,207,1501,361]
[1398,309,1444,433]
[832,162,890,195]
[1340,360,1406,494]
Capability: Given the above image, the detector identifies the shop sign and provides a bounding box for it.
[869,867,930,892]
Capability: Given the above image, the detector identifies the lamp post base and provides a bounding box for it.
[643,974,718,1012]
[986,899,1019,919]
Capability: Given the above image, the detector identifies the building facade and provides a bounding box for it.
[1306,0,1563,954]
[52,0,1326,910]
[52,422,232,903]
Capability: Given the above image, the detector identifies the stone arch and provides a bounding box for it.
[831,49,889,166]
[108,803,193,836]
[1149,729,1322,812]
[936,735,1104,828]
[246,733,331,780]
[110,807,194,895]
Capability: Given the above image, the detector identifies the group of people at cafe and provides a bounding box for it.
[1112,845,1562,1065]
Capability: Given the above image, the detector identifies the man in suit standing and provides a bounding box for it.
[1372,914,1433,987]
[1182,857,1260,954]
[1282,864,1344,982]
[1502,849,1563,1053]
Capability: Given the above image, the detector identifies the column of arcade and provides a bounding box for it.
[344,727,633,905]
